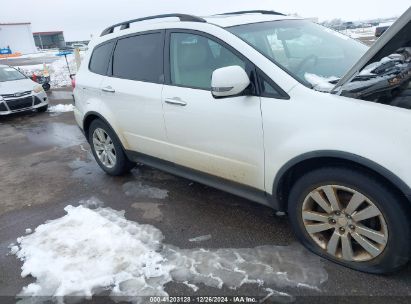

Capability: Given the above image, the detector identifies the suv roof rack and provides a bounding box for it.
[220,10,285,16]
[100,14,207,36]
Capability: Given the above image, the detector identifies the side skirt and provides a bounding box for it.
[125,150,276,209]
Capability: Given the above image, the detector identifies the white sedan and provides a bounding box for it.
[0,65,49,115]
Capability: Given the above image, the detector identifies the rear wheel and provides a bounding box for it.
[88,119,134,176]
[288,167,411,273]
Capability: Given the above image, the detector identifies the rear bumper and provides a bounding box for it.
[73,107,84,131]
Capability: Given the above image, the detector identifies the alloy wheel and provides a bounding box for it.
[92,128,117,169]
[302,185,388,262]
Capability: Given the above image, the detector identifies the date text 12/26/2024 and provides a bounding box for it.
[149,296,259,303]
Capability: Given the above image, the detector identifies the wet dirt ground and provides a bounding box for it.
[0,88,410,303]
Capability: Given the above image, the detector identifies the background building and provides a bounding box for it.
[0,22,37,54]
[33,31,65,49]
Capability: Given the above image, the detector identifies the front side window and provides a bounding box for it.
[89,41,114,75]
[228,20,368,85]
[0,66,27,82]
[112,33,163,83]
[170,32,246,90]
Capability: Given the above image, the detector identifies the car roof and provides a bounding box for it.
[96,12,299,42]
[204,13,297,28]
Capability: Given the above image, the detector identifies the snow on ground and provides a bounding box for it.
[342,26,377,39]
[11,199,327,302]
[15,51,81,89]
[47,104,75,113]
[188,234,212,242]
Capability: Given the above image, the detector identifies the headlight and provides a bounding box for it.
[33,85,44,93]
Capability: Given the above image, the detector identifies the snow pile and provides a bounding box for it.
[11,202,327,302]
[305,73,339,92]
[47,104,75,113]
[16,52,80,88]
[48,55,77,88]
[13,205,168,299]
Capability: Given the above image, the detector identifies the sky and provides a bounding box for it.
[0,0,409,41]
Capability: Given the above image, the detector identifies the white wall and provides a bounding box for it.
[0,24,37,54]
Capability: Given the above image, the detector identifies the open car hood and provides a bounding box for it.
[332,6,411,94]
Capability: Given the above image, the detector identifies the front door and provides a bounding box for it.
[162,31,265,190]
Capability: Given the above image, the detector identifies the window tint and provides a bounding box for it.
[89,41,114,75]
[170,33,246,90]
[261,79,282,98]
[112,33,163,83]
[258,71,286,99]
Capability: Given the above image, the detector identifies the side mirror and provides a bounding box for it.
[211,65,250,98]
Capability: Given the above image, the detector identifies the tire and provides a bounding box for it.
[88,119,134,176]
[42,83,51,91]
[37,104,48,112]
[288,166,411,274]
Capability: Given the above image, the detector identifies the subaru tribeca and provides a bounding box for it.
[74,9,411,273]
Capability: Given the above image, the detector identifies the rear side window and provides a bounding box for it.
[112,33,163,83]
[89,41,114,75]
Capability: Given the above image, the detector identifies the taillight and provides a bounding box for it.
[71,76,76,89]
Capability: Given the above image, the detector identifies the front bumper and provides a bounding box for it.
[0,91,48,115]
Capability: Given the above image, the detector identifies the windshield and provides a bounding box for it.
[228,20,368,86]
[0,66,27,82]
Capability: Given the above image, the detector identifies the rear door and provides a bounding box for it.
[161,30,265,190]
[100,31,172,161]
[76,41,114,108]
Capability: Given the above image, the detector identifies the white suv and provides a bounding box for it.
[74,10,411,273]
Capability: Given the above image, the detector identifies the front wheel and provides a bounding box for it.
[288,167,411,273]
[88,119,134,176]
[37,104,48,112]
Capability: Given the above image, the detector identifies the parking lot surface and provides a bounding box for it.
[0,88,410,303]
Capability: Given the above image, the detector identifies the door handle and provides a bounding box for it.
[102,86,115,93]
[164,97,187,106]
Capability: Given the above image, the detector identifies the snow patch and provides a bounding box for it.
[47,104,74,113]
[9,244,19,255]
[189,234,212,242]
[123,181,168,199]
[11,201,327,302]
[183,281,199,292]
[132,202,163,221]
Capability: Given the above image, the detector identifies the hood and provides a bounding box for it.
[0,78,37,95]
[332,6,411,93]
